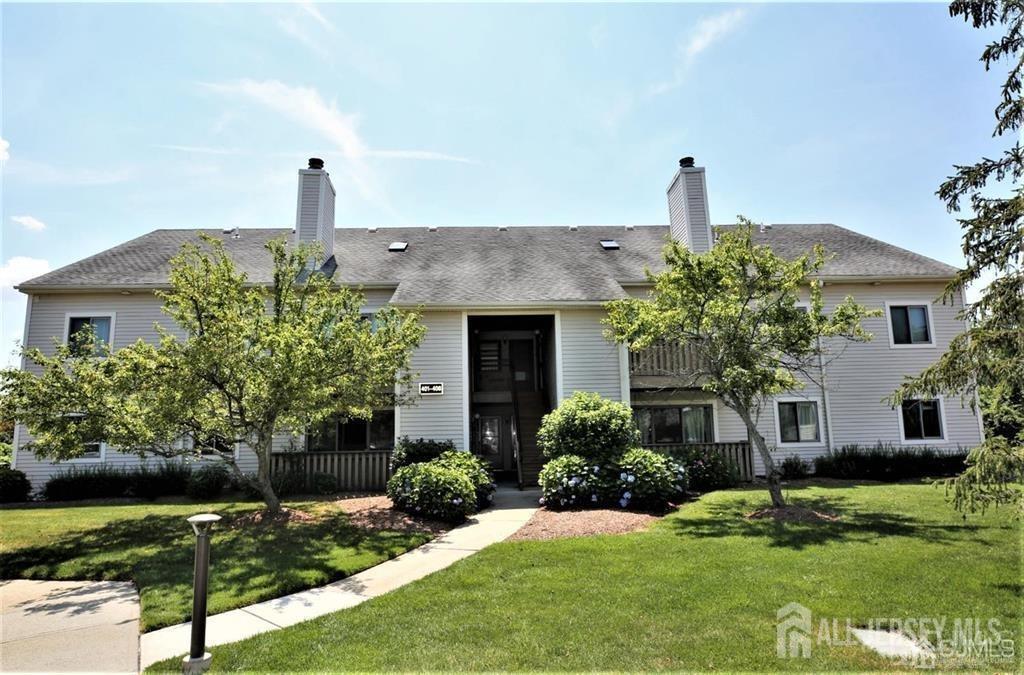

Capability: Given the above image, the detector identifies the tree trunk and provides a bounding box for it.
[253,434,282,514]
[732,402,787,508]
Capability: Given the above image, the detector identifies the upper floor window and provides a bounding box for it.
[633,404,714,445]
[900,399,944,441]
[66,315,113,355]
[888,304,932,346]
[776,399,821,444]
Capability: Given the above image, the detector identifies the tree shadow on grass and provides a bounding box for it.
[0,506,429,630]
[669,491,987,550]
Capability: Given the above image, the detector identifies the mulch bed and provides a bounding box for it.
[508,507,662,541]
[745,505,841,523]
[229,495,451,535]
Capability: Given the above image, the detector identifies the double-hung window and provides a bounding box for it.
[776,399,821,444]
[888,304,932,346]
[633,405,715,445]
[900,399,944,441]
[66,315,113,356]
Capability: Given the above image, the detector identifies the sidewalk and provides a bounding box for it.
[140,486,539,669]
[1,579,140,674]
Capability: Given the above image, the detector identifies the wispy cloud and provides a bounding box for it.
[299,1,334,32]
[276,14,331,62]
[11,215,47,231]
[589,18,608,49]
[0,256,51,289]
[0,137,9,162]
[155,144,243,156]
[650,8,747,96]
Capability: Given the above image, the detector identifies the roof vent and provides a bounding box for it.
[624,225,635,231]
[759,223,772,234]
[600,239,620,250]
[427,226,438,232]
[222,226,240,239]
[308,157,325,170]
[388,241,409,252]
[679,156,695,168]
[569,225,578,232]
[497,226,508,232]
[367,227,378,233]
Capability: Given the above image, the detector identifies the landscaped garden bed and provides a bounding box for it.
[508,506,660,541]
[0,494,445,632]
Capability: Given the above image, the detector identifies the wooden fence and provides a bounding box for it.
[270,450,393,492]
[643,441,755,482]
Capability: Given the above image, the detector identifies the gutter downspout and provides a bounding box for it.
[817,336,835,453]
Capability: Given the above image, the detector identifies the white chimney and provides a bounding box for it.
[295,157,336,265]
[666,156,713,253]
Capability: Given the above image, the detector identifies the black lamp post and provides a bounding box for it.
[182,513,221,674]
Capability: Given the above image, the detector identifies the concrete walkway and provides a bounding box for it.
[1,579,140,673]
[140,487,539,669]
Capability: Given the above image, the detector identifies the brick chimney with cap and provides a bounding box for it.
[666,156,713,253]
[295,157,336,266]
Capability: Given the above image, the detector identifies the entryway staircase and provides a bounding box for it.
[515,391,548,486]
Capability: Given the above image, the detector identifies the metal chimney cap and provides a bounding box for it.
[308,157,325,170]
[679,156,695,168]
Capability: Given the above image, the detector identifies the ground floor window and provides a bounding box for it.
[307,409,395,452]
[777,400,820,443]
[633,404,714,445]
[901,399,943,440]
[194,435,235,457]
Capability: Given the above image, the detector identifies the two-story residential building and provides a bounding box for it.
[11,157,983,491]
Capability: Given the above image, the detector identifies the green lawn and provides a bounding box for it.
[150,481,1019,672]
[0,497,432,632]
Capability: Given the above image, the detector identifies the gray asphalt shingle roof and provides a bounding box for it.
[18,224,959,304]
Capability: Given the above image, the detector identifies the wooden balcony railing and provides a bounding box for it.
[629,340,705,378]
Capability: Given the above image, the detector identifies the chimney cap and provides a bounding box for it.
[308,157,325,170]
[679,156,695,168]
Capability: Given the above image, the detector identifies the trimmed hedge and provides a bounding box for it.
[42,461,233,502]
[387,461,477,522]
[128,463,191,500]
[44,466,132,501]
[186,463,229,499]
[813,444,968,481]
[537,392,640,463]
[434,450,496,509]
[0,467,31,503]
[391,437,457,470]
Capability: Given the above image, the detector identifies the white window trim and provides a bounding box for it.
[632,400,719,444]
[897,396,948,445]
[794,301,811,312]
[773,396,825,448]
[883,301,935,349]
[63,311,117,352]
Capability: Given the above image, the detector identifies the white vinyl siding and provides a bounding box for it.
[559,308,623,402]
[394,311,466,448]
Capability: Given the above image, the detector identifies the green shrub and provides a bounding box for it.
[185,463,229,499]
[44,466,132,501]
[311,471,338,495]
[0,441,12,468]
[813,444,968,481]
[387,462,476,522]
[662,446,740,493]
[613,448,685,510]
[0,466,31,503]
[538,454,608,508]
[537,392,641,462]
[779,455,810,480]
[128,462,191,499]
[271,470,306,498]
[391,437,457,470]
[434,450,496,509]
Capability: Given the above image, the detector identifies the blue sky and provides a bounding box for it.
[0,2,1006,365]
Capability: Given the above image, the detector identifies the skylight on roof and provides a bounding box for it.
[388,242,409,252]
[600,239,620,250]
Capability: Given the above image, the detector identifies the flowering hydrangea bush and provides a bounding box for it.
[537,454,610,508]
[611,448,685,509]
[434,450,496,509]
[386,462,476,522]
[669,445,739,493]
[537,392,641,463]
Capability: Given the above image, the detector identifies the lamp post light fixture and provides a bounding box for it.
[182,513,221,674]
